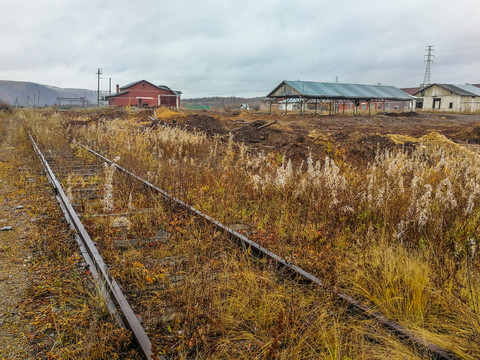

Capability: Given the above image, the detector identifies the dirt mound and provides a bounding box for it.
[451,126,480,144]
[230,121,326,163]
[237,111,278,121]
[333,131,397,162]
[419,132,480,162]
[155,106,185,119]
[233,121,270,143]
[182,114,228,136]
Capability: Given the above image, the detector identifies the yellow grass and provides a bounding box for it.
[21,108,480,358]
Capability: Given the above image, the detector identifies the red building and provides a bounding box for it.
[106,80,181,108]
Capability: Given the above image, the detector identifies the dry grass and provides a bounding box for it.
[23,107,480,358]
[0,110,138,359]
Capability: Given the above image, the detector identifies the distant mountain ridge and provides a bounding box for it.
[0,80,267,109]
[0,80,97,107]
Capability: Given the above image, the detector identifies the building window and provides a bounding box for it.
[386,103,391,110]
[378,103,382,109]
[362,103,366,110]
[449,102,453,109]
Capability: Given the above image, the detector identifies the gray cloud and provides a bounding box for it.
[1,0,479,98]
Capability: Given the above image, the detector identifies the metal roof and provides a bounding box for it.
[268,81,415,100]
[120,80,152,90]
[120,80,181,94]
[439,84,480,96]
[105,90,129,99]
[157,85,182,95]
[430,84,480,97]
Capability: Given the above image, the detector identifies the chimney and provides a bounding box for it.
[116,84,120,94]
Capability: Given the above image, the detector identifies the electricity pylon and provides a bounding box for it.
[422,45,434,88]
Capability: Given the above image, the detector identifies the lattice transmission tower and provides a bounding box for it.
[422,45,434,88]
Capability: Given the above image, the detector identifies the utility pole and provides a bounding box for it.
[96,68,102,107]
[422,45,434,88]
[109,77,111,95]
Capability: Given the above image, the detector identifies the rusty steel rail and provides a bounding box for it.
[29,134,156,360]
[73,139,459,360]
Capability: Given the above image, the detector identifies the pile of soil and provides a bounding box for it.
[450,126,480,144]
[230,120,326,163]
[333,131,397,161]
[180,114,229,137]
[155,106,185,119]
[232,121,270,143]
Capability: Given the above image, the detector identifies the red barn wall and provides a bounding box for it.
[108,81,180,108]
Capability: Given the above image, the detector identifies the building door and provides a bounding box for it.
[433,98,441,109]
[415,98,423,109]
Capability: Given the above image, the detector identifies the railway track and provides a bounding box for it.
[29,133,459,360]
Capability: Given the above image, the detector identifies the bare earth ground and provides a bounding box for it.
[143,110,480,162]
[226,112,480,161]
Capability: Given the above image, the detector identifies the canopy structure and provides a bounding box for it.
[267,80,416,114]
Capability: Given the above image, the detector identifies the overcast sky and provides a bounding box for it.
[2,0,479,98]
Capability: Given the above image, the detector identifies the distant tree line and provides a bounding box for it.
[182,96,267,111]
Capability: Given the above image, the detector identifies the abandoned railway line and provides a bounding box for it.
[27,130,461,360]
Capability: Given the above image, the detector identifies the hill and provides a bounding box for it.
[0,81,267,109]
[0,80,97,107]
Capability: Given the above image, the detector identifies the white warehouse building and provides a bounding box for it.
[414,84,480,112]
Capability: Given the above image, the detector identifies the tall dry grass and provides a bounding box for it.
[24,108,480,358]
